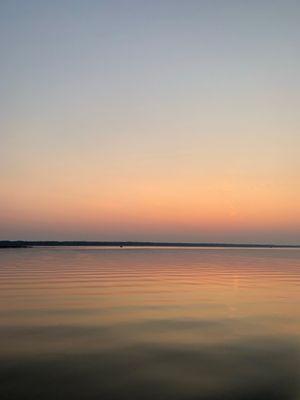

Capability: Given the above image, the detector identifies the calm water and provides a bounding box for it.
[0,247,300,400]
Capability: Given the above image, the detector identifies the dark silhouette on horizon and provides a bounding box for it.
[1,240,299,249]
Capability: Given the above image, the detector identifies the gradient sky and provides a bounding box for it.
[1,0,299,243]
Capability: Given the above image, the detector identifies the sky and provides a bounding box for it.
[1,0,299,243]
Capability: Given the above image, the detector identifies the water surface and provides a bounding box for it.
[0,247,300,399]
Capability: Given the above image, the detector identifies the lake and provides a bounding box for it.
[0,247,300,399]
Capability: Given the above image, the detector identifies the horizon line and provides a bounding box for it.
[1,240,300,249]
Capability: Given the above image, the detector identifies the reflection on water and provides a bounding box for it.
[0,247,300,399]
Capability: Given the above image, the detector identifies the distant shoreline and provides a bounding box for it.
[1,241,300,249]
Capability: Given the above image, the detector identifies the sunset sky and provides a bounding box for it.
[1,0,299,243]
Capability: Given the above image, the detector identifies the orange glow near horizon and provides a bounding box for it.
[1,172,299,242]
